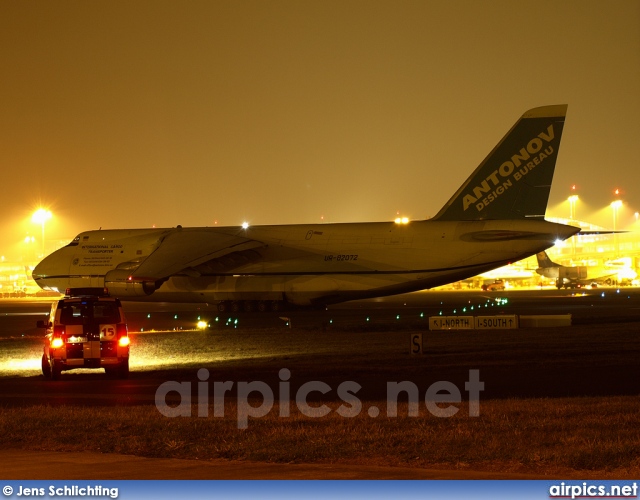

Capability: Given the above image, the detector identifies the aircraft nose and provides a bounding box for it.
[32,255,51,282]
[32,249,69,288]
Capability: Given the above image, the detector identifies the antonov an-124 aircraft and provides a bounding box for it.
[33,105,579,311]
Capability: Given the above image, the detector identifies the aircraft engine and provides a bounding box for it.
[104,269,157,297]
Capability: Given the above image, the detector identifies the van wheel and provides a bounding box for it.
[42,354,51,378]
[51,360,62,381]
[118,359,129,379]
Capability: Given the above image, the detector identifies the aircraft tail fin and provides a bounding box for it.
[432,105,567,221]
[536,251,560,269]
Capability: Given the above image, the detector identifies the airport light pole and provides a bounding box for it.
[568,195,579,259]
[610,200,622,258]
[611,200,622,231]
[24,235,36,261]
[32,208,52,259]
[568,195,579,221]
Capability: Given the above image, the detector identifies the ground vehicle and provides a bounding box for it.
[38,288,130,380]
[481,280,505,291]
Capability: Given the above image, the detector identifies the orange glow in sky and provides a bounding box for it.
[1,1,639,259]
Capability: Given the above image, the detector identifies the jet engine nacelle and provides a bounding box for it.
[104,269,157,297]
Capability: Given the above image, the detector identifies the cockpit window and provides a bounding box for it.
[66,236,81,247]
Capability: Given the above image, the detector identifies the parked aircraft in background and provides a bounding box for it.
[476,264,535,289]
[0,262,42,297]
[33,105,579,311]
[535,251,637,288]
[602,257,638,285]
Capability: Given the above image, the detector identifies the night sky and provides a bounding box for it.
[2,1,639,260]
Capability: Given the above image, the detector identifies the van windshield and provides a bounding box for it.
[59,302,121,325]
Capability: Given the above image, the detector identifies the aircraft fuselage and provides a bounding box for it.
[33,218,578,305]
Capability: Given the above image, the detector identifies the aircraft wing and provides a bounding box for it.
[130,228,266,281]
[578,230,628,235]
[581,272,619,285]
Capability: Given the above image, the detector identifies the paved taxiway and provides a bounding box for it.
[2,288,640,404]
[5,287,640,331]
[2,450,554,480]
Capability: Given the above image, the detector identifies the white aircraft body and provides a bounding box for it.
[479,264,535,281]
[33,105,579,310]
[604,257,638,284]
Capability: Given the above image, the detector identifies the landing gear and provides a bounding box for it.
[217,300,287,312]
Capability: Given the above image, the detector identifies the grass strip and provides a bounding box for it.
[2,396,639,477]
